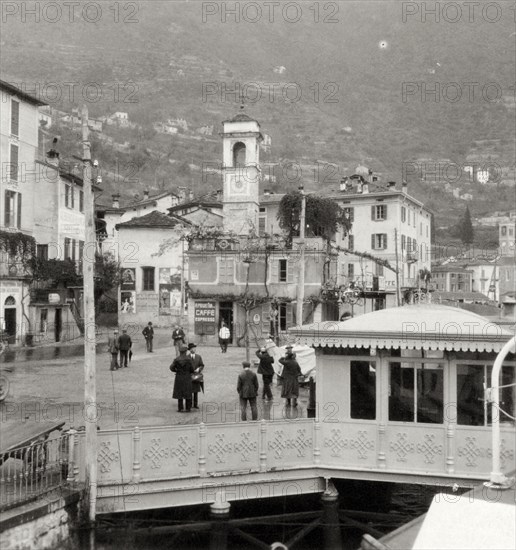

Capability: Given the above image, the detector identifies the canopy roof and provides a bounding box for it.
[290,305,513,353]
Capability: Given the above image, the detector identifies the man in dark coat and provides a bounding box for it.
[142,322,154,352]
[278,345,302,408]
[237,361,259,421]
[107,329,120,371]
[188,343,204,409]
[172,325,186,357]
[256,346,274,401]
[170,344,194,412]
[118,329,132,368]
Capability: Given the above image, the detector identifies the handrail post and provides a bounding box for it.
[66,428,77,484]
[485,336,516,489]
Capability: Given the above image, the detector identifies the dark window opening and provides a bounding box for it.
[279,259,287,282]
[142,267,155,291]
[233,142,246,167]
[350,361,376,419]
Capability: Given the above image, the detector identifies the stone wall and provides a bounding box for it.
[0,489,82,550]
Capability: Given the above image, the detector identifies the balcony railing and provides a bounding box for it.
[0,431,77,511]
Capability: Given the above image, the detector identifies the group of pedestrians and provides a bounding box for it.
[107,329,133,370]
[169,342,205,412]
[237,344,302,421]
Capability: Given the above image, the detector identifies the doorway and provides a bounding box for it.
[55,308,62,342]
[219,302,234,343]
[4,297,17,344]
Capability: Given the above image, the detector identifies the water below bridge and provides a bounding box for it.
[83,482,439,550]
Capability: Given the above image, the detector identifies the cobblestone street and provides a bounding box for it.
[1,330,310,431]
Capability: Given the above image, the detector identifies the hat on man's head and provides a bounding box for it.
[179,344,188,352]
[114,329,119,333]
[187,343,197,351]
[242,361,251,368]
[285,344,293,349]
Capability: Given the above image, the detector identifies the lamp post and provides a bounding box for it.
[296,186,306,326]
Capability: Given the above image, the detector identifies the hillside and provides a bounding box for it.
[2,1,515,229]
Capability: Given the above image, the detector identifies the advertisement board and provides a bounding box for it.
[194,301,216,335]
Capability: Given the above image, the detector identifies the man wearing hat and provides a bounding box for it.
[142,322,154,352]
[118,329,132,368]
[170,344,195,412]
[237,361,259,421]
[107,329,120,371]
[256,346,275,401]
[279,345,302,408]
[188,343,205,409]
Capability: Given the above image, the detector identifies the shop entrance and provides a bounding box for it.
[4,296,17,344]
[219,302,234,343]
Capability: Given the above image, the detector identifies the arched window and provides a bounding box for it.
[4,296,15,306]
[233,142,246,167]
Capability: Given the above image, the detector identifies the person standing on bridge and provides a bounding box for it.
[170,344,195,412]
[279,345,302,408]
[237,361,259,421]
[188,343,205,409]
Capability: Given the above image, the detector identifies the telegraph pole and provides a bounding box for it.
[81,105,98,527]
[296,186,306,326]
[394,228,401,306]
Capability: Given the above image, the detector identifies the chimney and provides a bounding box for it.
[362,181,369,194]
[178,186,187,203]
[368,169,374,183]
[388,181,396,189]
[339,178,348,192]
[143,189,149,200]
[112,194,120,209]
[46,148,59,167]
[216,189,223,202]
[189,190,194,201]
[402,181,408,193]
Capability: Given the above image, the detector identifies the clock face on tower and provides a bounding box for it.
[230,177,247,195]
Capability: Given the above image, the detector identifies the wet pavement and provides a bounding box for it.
[0,331,309,431]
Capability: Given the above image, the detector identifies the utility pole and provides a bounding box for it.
[394,228,401,306]
[296,186,306,326]
[81,105,97,527]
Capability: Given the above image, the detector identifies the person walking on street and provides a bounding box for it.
[256,346,275,401]
[279,345,302,408]
[170,344,194,412]
[107,329,120,371]
[142,322,154,352]
[218,322,230,353]
[118,329,132,368]
[237,361,259,421]
[172,325,186,357]
[188,343,205,409]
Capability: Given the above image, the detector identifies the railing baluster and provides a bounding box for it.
[446,423,455,473]
[377,423,387,468]
[132,427,141,482]
[198,423,207,477]
[313,419,321,465]
[259,420,267,472]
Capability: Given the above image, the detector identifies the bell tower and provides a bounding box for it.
[221,108,263,235]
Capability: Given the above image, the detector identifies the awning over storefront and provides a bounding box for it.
[289,304,514,353]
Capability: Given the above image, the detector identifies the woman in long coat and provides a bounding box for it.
[278,346,302,407]
[170,344,195,412]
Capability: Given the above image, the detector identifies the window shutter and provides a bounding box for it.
[286,303,294,328]
[11,100,19,136]
[271,259,278,283]
[4,191,10,226]
[384,205,388,219]
[261,304,270,337]
[17,193,21,228]
[384,234,388,249]
[371,234,376,249]
[10,144,18,181]
[287,261,295,284]
[371,205,375,220]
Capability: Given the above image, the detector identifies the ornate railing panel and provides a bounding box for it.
[266,420,315,469]
[96,431,132,484]
[321,422,378,468]
[385,425,446,473]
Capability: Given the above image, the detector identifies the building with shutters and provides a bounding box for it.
[185,110,335,344]
[0,80,46,344]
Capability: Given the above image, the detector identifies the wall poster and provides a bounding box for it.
[159,267,181,315]
[120,291,136,313]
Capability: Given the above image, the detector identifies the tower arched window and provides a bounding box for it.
[233,142,246,167]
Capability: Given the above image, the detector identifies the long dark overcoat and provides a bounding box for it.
[190,353,205,393]
[279,357,302,398]
[170,356,194,399]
